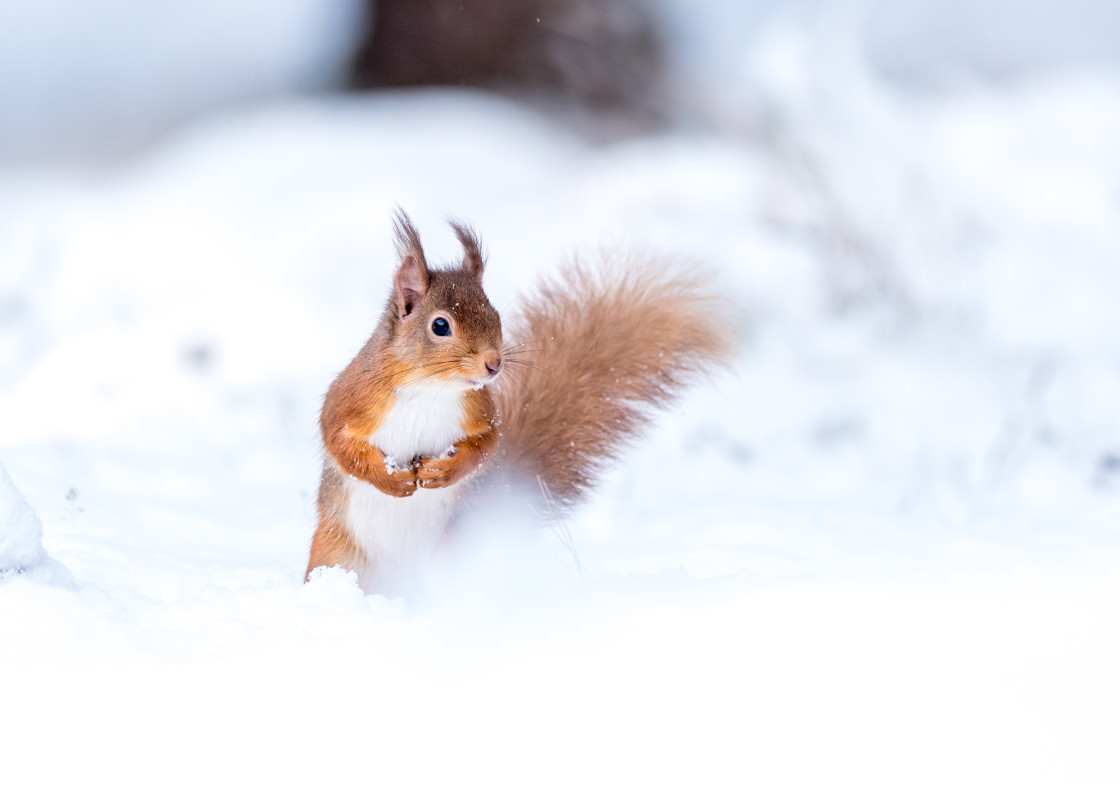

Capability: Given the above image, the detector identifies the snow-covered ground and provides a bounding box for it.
[3,14,1120,783]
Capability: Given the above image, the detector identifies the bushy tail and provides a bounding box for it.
[490,253,733,512]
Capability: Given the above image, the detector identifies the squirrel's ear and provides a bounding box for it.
[450,220,485,280]
[392,210,430,318]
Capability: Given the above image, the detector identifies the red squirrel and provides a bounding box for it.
[306,211,731,593]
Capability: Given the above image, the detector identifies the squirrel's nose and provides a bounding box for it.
[485,359,502,376]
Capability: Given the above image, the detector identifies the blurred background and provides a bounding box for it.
[3,0,1120,161]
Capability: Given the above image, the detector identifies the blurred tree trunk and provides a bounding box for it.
[350,0,664,114]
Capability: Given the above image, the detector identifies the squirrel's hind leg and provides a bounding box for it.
[304,518,365,582]
[305,462,365,582]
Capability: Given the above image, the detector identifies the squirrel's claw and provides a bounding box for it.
[416,454,467,489]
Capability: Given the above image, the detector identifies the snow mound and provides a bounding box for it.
[0,464,71,585]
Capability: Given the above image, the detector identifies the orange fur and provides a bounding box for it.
[491,254,733,510]
[305,463,363,580]
[320,351,419,497]
[305,212,504,582]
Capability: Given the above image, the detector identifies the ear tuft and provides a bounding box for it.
[392,210,430,318]
[450,219,486,279]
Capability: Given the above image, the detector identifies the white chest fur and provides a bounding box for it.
[372,381,467,465]
[344,381,468,594]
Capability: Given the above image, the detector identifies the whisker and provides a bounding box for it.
[499,294,527,315]
[371,360,461,386]
[407,368,460,386]
[502,339,550,352]
[395,361,467,387]
[504,358,557,381]
[505,363,552,378]
[498,365,529,398]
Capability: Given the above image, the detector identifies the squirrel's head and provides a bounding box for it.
[386,211,504,389]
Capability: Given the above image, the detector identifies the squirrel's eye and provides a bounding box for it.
[431,317,451,337]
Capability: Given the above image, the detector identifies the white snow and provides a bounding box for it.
[0,463,70,583]
[3,6,1120,784]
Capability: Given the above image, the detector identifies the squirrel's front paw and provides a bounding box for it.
[378,465,418,498]
[416,450,472,490]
